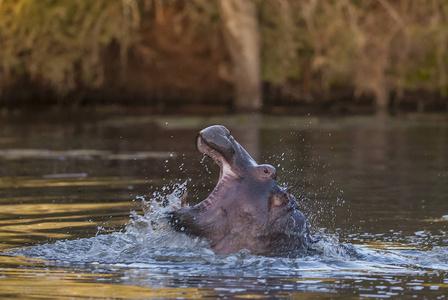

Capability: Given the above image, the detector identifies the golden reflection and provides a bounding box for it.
[0,267,337,300]
[287,293,337,299]
[362,241,430,251]
[0,201,132,249]
[0,202,132,215]
[0,231,69,239]
[2,221,103,234]
[0,270,210,299]
[0,256,338,300]
[0,255,48,267]
[0,266,119,278]
[0,213,127,226]
[233,291,336,299]
[0,195,80,204]
[287,278,338,282]
[422,283,448,289]
[0,176,152,188]
[234,295,269,299]
[422,217,448,222]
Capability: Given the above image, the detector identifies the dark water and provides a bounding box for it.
[1,111,447,299]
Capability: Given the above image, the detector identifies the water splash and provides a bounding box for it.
[6,182,209,265]
[264,148,346,233]
[125,180,206,249]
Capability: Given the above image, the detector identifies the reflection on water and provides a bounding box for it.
[0,112,448,298]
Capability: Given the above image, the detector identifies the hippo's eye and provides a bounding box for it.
[263,168,269,174]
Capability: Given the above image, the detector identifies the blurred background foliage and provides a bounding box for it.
[0,0,140,93]
[259,0,448,109]
[0,0,447,111]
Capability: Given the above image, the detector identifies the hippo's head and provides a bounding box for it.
[168,125,312,255]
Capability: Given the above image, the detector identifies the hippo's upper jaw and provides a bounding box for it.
[196,125,275,178]
[196,127,240,187]
[167,125,313,255]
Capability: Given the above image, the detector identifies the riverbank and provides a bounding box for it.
[1,91,447,117]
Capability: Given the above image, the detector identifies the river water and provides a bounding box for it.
[0,110,447,299]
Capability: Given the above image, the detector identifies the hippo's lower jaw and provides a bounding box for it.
[167,125,313,255]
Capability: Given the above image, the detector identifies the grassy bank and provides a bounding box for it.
[1,0,447,112]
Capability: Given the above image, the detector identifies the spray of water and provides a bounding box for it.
[264,131,347,235]
[125,180,206,249]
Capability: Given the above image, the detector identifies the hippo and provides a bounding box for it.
[167,125,315,255]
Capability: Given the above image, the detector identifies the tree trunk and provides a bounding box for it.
[374,80,390,115]
[219,0,262,111]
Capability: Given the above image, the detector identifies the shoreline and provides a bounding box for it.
[1,96,447,117]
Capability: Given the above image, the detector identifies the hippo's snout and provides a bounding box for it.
[196,125,233,161]
[197,125,258,175]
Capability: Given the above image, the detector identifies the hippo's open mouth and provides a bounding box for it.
[196,131,238,183]
[194,125,278,209]
[194,126,248,208]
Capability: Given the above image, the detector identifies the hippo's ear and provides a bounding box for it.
[179,191,188,207]
[285,186,292,200]
[269,187,291,209]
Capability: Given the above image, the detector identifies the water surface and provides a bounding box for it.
[1,111,447,299]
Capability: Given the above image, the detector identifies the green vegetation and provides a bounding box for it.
[1,0,447,110]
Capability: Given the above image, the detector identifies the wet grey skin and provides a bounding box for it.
[167,125,314,255]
